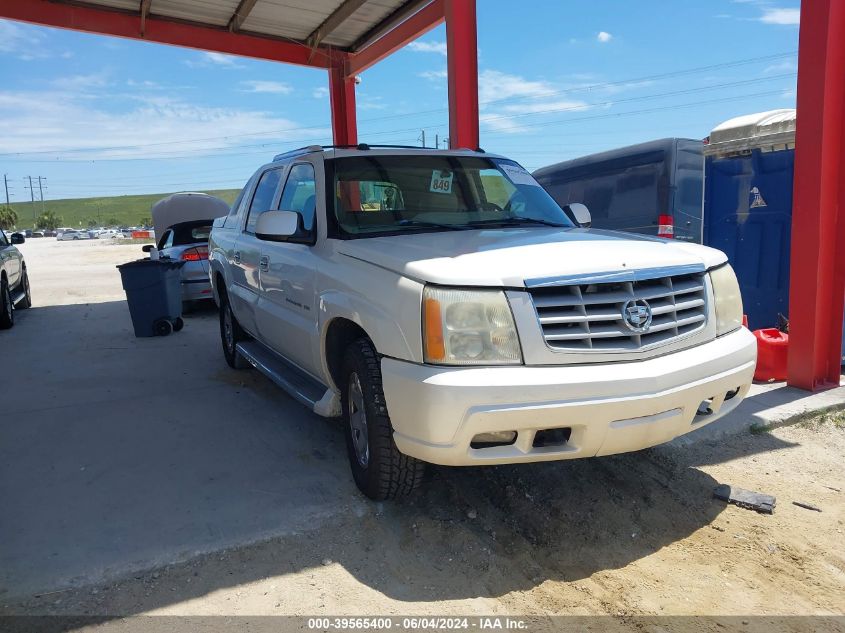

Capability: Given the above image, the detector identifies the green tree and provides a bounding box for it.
[0,205,18,231]
[36,210,62,230]
[87,218,98,228]
[106,217,120,227]
[139,216,152,227]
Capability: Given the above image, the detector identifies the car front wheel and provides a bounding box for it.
[0,278,14,329]
[341,338,424,500]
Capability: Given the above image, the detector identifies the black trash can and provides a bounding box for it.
[117,258,186,337]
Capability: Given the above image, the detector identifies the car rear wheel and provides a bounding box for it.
[16,271,31,309]
[0,279,14,329]
[219,289,249,368]
[341,338,425,500]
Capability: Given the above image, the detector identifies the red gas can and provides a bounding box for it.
[753,328,788,382]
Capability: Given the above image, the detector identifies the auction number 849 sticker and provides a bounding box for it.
[429,169,454,194]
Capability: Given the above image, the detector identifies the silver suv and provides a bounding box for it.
[209,145,755,500]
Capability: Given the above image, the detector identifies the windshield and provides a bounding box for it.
[329,155,574,237]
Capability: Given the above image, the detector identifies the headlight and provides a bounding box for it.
[422,287,522,365]
[710,264,743,336]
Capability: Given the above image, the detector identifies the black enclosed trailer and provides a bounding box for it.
[533,138,704,242]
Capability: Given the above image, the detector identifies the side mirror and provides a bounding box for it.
[10,233,25,244]
[255,210,299,241]
[566,203,592,228]
[141,244,153,253]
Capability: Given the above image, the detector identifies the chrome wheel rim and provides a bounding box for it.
[348,373,369,467]
[223,304,234,352]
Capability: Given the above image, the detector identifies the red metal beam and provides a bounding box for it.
[329,57,358,145]
[0,0,333,68]
[445,0,478,150]
[345,0,444,76]
[787,0,845,390]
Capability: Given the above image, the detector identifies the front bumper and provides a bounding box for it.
[382,327,756,466]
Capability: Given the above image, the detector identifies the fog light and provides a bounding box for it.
[471,431,517,447]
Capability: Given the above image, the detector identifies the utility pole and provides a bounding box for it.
[418,130,426,148]
[37,176,46,214]
[25,176,36,226]
[435,134,439,149]
[3,174,9,206]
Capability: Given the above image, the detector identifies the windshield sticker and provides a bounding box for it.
[500,164,540,187]
[429,169,454,194]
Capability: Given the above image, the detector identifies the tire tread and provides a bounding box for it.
[344,338,424,499]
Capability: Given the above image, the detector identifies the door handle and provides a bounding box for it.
[259,255,270,272]
[233,251,241,264]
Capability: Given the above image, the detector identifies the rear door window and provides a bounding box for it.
[278,163,317,232]
[245,168,283,233]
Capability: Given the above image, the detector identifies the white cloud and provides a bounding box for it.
[478,70,558,104]
[52,73,109,91]
[597,31,613,43]
[419,69,448,81]
[759,8,800,25]
[476,70,593,135]
[240,80,293,94]
[0,89,329,160]
[126,79,160,89]
[0,19,51,60]
[763,59,797,74]
[358,95,387,111]
[312,86,329,99]
[184,51,245,69]
[499,99,590,115]
[407,40,447,56]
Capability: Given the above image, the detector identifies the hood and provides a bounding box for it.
[337,228,728,287]
[152,193,230,242]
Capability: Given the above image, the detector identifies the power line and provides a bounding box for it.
[26,87,792,199]
[5,72,796,165]
[0,50,797,160]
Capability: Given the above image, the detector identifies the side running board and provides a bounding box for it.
[235,341,340,417]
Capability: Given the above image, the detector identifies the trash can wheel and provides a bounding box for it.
[173,317,184,332]
[154,319,173,336]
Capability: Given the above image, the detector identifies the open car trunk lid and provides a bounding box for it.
[152,192,230,243]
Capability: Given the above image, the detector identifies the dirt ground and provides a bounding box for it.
[3,239,845,623]
[9,402,845,620]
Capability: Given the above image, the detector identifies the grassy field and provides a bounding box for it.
[8,189,240,229]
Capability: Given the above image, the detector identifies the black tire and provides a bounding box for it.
[0,278,13,330]
[154,319,173,336]
[219,288,249,368]
[172,317,184,332]
[16,270,31,309]
[341,338,425,500]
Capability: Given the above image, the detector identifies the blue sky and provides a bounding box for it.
[0,0,799,201]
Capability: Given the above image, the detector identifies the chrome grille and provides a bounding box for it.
[529,271,707,351]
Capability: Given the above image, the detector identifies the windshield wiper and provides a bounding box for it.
[396,219,473,231]
[467,217,568,228]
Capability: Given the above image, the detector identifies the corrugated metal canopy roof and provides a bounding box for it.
[63,0,418,49]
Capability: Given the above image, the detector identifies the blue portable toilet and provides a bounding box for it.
[703,109,796,331]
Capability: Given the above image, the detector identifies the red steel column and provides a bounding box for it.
[329,56,358,146]
[787,0,845,390]
[445,0,479,150]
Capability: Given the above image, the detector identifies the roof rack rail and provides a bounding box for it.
[273,143,484,161]
[272,145,323,161]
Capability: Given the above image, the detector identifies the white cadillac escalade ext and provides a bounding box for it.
[209,145,756,500]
